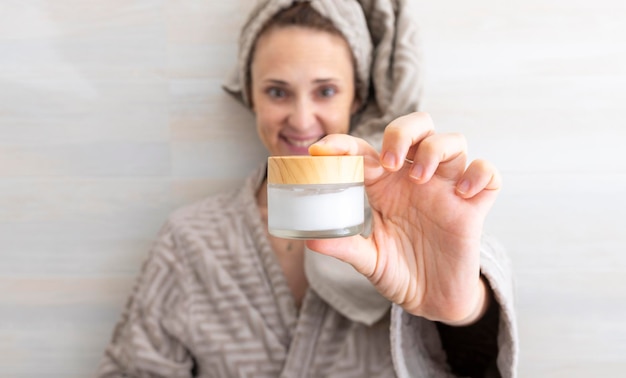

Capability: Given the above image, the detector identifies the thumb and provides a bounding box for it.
[306,235,376,278]
[309,134,385,184]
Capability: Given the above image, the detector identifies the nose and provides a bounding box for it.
[288,97,317,131]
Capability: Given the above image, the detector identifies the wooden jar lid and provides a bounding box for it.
[268,156,364,185]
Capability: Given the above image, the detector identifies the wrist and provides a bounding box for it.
[442,275,490,327]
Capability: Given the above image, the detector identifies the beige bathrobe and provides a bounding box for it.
[96,165,517,377]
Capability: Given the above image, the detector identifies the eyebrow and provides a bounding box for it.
[263,79,288,86]
[313,78,338,84]
[262,78,339,85]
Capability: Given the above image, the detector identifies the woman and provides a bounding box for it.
[97,1,517,377]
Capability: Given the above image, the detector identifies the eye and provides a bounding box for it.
[267,87,287,99]
[319,86,337,98]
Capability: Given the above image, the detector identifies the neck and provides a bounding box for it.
[256,178,268,209]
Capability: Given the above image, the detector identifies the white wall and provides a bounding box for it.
[1,1,624,377]
[415,2,626,376]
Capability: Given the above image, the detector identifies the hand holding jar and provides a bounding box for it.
[306,111,502,326]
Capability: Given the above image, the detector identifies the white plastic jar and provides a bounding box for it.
[267,156,364,239]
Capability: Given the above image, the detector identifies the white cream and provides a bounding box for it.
[268,183,364,238]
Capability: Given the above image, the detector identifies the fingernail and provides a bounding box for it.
[410,163,424,180]
[457,179,470,195]
[382,151,397,168]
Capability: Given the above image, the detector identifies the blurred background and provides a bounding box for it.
[1,0,624,376]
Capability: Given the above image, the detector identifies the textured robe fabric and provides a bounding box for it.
[96,165,517,377]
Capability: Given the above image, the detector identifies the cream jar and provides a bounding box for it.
[267,156,364,239]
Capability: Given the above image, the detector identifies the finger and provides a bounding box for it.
[306,235,377,278]
[455,159,502,199]
[409,132,468,183]
[309,133,371,156]
[309,134,385,182]
[380,112,435,171]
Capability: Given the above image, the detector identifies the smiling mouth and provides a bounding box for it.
[283,136,323,148]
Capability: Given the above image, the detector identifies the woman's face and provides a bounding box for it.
[250,26,358,156]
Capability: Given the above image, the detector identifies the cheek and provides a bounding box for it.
[326,102,353,133]
[255,104,282,134]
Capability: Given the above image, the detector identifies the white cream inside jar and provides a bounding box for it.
[267,156,364,239]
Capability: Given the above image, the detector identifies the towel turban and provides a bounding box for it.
[223,0,423,149]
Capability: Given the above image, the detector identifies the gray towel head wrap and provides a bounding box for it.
[223,0,423,150]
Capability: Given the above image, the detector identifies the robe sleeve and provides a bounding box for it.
[435,275,500,377]
[95,221,196,378]
[389,235,518,378]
